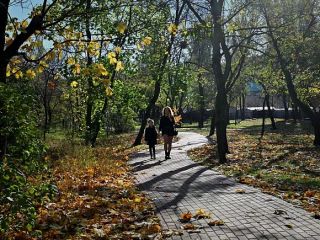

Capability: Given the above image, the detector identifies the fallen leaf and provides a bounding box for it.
[285,224,293,229]
[208,220,225,226]
[179,211,192,222]
[182,223,195,230]
[235,188,246,194]
[194,209,211,219]
[274,209,287,215]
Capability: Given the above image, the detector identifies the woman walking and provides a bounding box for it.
[159,106,175,159]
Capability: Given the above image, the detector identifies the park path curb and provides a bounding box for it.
[130,132,320,239]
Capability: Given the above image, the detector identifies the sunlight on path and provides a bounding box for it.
[130,132,320,239]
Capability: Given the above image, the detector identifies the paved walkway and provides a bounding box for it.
[130,132,320,239]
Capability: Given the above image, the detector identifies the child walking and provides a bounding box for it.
[144,118,158,159]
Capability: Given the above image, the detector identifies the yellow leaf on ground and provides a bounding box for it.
[208,220,224,226]
[195,209,211,219]
[235,188,246,194]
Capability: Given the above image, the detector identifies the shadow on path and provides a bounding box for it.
[137,163,199,190]
[157,167,209,212]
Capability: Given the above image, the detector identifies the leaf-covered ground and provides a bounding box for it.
[8,133,163,239]
[187,119,320,218]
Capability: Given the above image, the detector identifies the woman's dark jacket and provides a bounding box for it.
[159,116,175,136]
[144,126,158,146]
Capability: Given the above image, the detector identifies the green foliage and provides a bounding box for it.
[0,82,57,233]
[108,80,147,133]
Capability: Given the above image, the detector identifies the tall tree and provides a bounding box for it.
[185,0,255,163]
[258,0,320,145]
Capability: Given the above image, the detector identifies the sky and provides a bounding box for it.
[9,0,44,20]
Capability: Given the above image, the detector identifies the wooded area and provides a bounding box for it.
[1,0,320,239]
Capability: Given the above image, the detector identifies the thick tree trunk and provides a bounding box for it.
[266,94,276,130]
[215,92,229,163]
[208,109,215,137]
[313,113,320,146]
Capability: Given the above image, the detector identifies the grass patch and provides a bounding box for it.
[188,119,320,216]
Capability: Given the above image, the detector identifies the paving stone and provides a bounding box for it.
[130,132,320,239]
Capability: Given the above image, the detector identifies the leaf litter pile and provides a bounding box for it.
[10,134,162,239]
[188,120,320,219]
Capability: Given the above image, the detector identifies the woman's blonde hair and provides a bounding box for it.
[162,106,174,118]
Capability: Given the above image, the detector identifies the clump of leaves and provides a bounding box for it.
[4,134,161,239]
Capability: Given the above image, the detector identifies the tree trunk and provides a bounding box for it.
[133,1,185,145]
[266,94,276,130]
[133,80,161,146]
[241,93,246,120]
[264,8,319,146]
[235,99,239,125]
[84,0,94,145]
[282,94,289,121]
[215,92,229,163]
[198,79,205,129]
[260,96,266,139]
[314,118,320,146]
[209,109,215,137]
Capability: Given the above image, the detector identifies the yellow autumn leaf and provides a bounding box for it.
[88,41,99,56]
[117,22,127,34]
[15,71,23,79]
[107,52,118,65]
[142,36,152,46]
[25,69,36,79]
[115,61,124,72]
[134,197,142,203]
[168,23,178,35]
[235,188,246,194]
[39,61,48,68]
[67,58,76,65]
[208,220,224,226]
[70,81,78,88]
[34,41,43,48]
[114,47,121,54]
[95,63,108,76]
[6,65,11,77]
[21,20,29,29]
[58,51,63,60]
[46,51,56,61]
[36,65,44,74]
[195,209,211,219]
[105,87,113,96]
[108,52,116,59]
[72,63,81,75]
